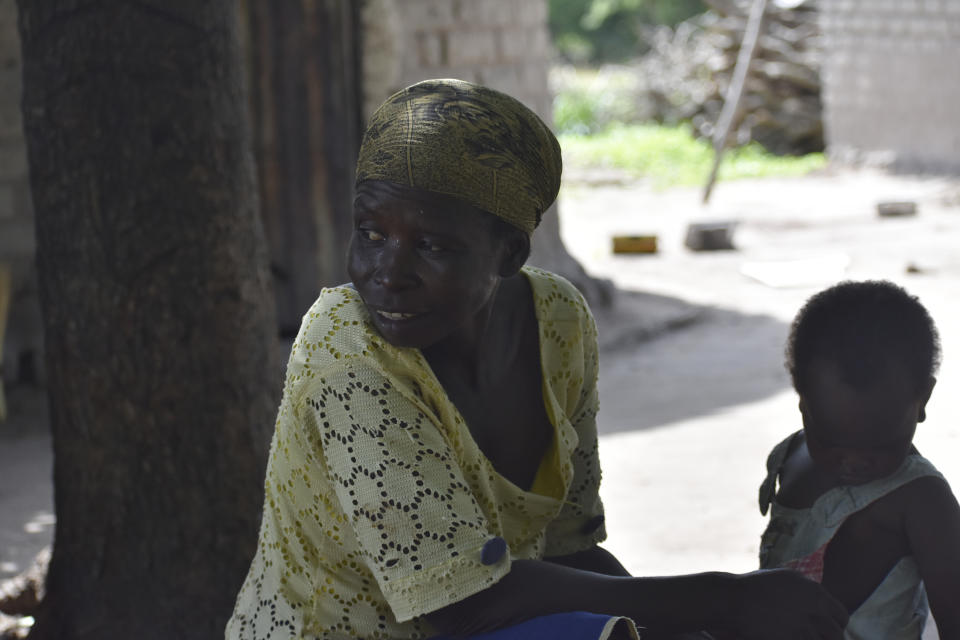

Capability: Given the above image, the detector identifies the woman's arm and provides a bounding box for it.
[426,559,848,639]
[546,544,632,576]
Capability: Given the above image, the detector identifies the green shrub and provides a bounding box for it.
[551,65,648,134]
[549,0,707,63]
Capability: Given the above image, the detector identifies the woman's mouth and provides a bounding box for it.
[377,310,419,321]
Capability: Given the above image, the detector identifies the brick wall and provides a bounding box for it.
[820,0,960,173]
[360,0,554,122]
[358,0,590,298]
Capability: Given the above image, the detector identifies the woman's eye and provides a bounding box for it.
[360,229,384,242]
[420,240,445,253]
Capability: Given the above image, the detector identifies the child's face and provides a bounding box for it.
[799,360,933,485]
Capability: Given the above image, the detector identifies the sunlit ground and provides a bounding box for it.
[563,167,959,639]
[0,166,957,638]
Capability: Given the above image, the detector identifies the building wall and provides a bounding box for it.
[820,0,960,173]
[358,0,592,298]
[360,0,554,122]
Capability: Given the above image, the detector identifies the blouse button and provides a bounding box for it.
[480,536,507,565]
[581,514,605,534]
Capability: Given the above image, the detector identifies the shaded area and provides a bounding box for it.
[597,296,791,434]
[593,288,705,354]
[0,387,52,582]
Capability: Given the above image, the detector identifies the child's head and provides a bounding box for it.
[786,280,941,484]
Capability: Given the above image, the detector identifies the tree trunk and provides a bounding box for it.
[529,203,615,308]
[17,1,281,638]
[241,0,363,336]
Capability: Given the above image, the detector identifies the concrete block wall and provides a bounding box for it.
[360,0,554,123]
[820,0,960,173]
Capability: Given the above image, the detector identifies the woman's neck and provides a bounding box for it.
[423,273,527,390]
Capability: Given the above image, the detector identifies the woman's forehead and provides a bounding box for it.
[354,180,494,227]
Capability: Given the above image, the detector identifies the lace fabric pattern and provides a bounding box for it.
[226,267,607,639]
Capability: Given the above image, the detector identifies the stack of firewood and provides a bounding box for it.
[638,0,823,155]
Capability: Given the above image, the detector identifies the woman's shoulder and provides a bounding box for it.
[523,266,594,326]
[295,284,369,351]
[285,285,409,379]
[303,283,364,318]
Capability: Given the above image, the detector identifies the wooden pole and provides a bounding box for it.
[702,0,768,204]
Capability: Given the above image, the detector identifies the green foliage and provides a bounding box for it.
[549,0,706,63]
[552,67,642,134]
[560,124,827,188]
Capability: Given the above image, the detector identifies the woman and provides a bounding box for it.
[227,79,847,640]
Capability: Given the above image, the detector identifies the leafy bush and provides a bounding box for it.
[549,0,707,63]
[551,65,645,134]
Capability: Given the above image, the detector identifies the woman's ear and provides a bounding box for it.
[499,230,530,277]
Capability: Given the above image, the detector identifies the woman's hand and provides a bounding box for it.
[723,569,848,640]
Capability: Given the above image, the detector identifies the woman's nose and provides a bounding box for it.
[374,243,419,289]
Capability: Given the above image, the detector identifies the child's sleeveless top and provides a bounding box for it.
[758,431,944,640]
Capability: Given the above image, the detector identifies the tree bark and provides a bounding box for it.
[529,203,614,308]
[17,1,281,638]
[242,0,363,335]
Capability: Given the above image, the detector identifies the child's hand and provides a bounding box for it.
[727,569,848,640]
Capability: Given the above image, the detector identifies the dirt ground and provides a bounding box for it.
[564,167,960,639]
[2,166,959,637]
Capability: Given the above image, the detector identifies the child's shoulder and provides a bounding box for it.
[894,464,957,517]
[844,465,957,566]
[833,454,952,530]
[775,442,948,512]
[775,433,834,509]
[884,453,951,507]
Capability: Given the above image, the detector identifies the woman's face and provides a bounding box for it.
[347,180,512,351]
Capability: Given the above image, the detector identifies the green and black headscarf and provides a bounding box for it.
[355,79,563,234]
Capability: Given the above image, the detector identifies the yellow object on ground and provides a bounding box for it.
[612,235,658,254]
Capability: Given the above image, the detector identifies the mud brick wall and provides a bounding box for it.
[361,0,554,122]
[820,0,960,173]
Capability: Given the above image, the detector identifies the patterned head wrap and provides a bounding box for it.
[355,79,562,234]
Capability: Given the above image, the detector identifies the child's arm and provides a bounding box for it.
[904,476,960,640]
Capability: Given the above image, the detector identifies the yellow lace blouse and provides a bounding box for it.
[226,266,607,639]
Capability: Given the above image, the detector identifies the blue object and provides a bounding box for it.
[480,536,507,565]
[431,611,622,639]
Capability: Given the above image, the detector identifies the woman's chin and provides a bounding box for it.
[371,313,440,349]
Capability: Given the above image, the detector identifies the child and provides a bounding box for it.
[758,280,960,640]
